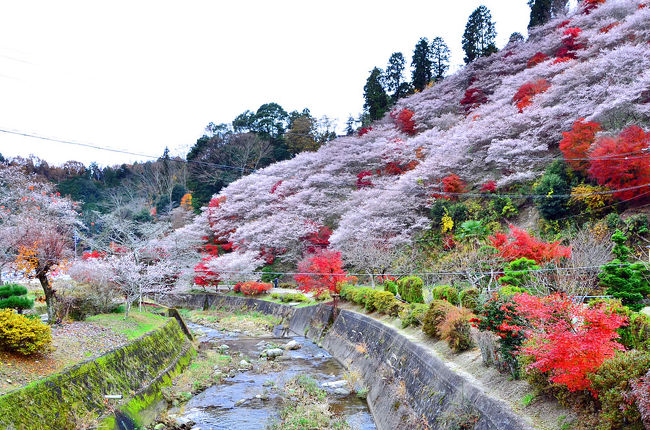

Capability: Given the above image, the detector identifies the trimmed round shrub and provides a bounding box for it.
[400,303,429,328]
[438,308,474,352]
[431,285,460,304]
[239,282,272,296]
[372,291,396,314]
[270,292,309,303]
[383,280,398,295]
[459,287,480,311]
[397,276,424,303]
[422,300,456,338]
[0,284,33,312]
[0,309,52,355]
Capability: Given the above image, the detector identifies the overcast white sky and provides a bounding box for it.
[0,1,530,166]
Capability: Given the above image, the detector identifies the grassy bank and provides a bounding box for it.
[87,310,167,340]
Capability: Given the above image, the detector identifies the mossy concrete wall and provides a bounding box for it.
[322,310,532,430]
[160,293,532,430]
[0,318,194,430]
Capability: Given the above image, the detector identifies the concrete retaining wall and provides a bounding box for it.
[0,318,194,430]
[161,294,531,430]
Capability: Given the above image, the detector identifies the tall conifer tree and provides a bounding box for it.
[462,6,498,64]
[411,38,432,91]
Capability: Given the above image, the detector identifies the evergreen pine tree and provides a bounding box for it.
[0,284,34,313]
[430,37,450,81]
[599,230,650,311]
[528,0,568,28]
[385,52,408,102]
[411,38,432,91]
[345,116,356,135]
[462,6,498,64]
[363,67,390,122]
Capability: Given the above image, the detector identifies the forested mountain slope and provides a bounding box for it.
[207,0,650,269]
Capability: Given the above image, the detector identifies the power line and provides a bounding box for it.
[202,261,645,278]
[3,126,650,200]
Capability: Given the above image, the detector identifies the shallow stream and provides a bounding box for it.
[167,322,376,430]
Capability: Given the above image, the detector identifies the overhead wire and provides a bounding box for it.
[3,126,650,200]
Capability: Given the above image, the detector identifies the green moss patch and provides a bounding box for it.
[0,319,192,430]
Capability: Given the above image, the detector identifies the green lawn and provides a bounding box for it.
[86,311,167,340]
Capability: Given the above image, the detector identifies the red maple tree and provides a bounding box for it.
[514,293,627,394]
[480,180,497,193]
[488,225,571,264]
[527,52,549,68]
[391,108,416,135]
[295,249,348,299]
[439,174,466,200]
[555,27,583,60]
[588,125,650,200]
[460,88,488,113]
[356,171,373,189]
[559,118,601,173]
[513,79,550,112]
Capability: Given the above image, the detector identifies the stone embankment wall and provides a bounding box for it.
[160,294,532,430]
[0,318,193,430]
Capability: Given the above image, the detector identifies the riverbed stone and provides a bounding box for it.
[218,344,230,354]
[284,340,301,350]
[265,348,284,359]
[333,387,351,396]
[322,380,347,389]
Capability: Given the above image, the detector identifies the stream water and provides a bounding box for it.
[168,322,376,430]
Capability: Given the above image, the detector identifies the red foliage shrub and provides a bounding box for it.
[513,79,550,112]
[194,257,220,290]
[239,281,272,296]
[460,88,488,113]
[356,171,373,189]
[556,27,583,59]
[441,174,466,199]
[626,371,650,427]
[358,127,372,136]
[588,126,650,200]
[82,250,105,260]
[583,0,606,13]
[294,249,348,296]
[302,225,332,254]
[558,19,571,28]
[391,108,416,135]
[552,56,574,64]
[559,118,601,173]
[480,180,497,193]
[600,22,620,33]
[270,180,283,194]
[527,52,549,68]
[514,293,627,394]
[442,235,456,250]
[488,225,571,263]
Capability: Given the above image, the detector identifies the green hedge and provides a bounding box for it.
[431,285,459,305]
[397,276,424,303]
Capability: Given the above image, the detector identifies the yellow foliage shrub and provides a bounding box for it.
[0,309,52,355]
[569,184,613,213]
